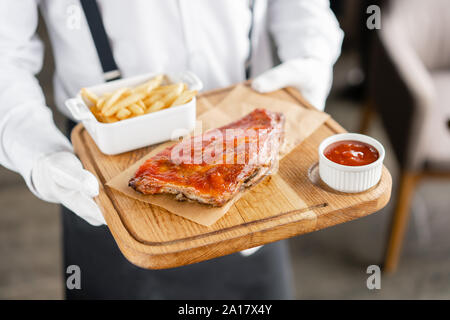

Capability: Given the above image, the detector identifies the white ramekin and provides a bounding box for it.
[318,133,385,193]
[65,71,203,155]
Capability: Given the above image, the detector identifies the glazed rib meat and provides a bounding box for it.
[129,108,285,206]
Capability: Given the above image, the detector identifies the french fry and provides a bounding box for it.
[97,114,119,123]
[137,99,146,110]
[81,88,98,106]
[102,87,130,114]
[146,101,165,113]
[80,88,98,105]
[171,90,197,106]
[128,103,144,116]
[116,108,132,120]
[134,81,152,93]
[158,83,185,107]
[103,92,146,117]
[151,83,183,95]
[90,106,101,121]
[83,74,196,123]
[146,76,164,93]
[133,74,164,94]
[143,92,164,107]
[96,91,111,104]
[96,96,107,110]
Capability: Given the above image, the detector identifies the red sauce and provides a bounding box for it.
[324,140,379,166]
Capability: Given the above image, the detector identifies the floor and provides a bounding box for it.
[1,21,450,300]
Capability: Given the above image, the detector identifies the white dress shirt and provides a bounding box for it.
[0,0,343,196]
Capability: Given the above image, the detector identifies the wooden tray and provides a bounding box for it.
[72,84,392,269]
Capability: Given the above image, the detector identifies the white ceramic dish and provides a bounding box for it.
[65,71,203,155]
[318,133,385,193]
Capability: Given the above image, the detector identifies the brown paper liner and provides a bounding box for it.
[106,85,329,226]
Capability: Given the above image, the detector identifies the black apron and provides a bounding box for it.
[62,201,293,299]
[61,0,294,299]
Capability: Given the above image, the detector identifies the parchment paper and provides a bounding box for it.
[107,85,329,226]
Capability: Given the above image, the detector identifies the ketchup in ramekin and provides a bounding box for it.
[318,133,385,193]
[323,140,379,166]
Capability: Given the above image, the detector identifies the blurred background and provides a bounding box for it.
[1,0,449,299]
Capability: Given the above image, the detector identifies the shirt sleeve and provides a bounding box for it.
[268,0,344,65]
[0,0,72,197]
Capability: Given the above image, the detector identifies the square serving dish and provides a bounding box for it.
[65,71,203,155]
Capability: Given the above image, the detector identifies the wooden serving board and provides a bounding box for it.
[72,84,392,269]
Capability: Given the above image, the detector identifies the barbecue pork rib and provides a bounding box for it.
[129,108,285,206]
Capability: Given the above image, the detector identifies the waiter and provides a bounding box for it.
[0,0,343,299]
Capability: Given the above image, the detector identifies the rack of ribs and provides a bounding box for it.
[129,108,285,206]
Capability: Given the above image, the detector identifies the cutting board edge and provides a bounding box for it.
[112,184,391,269]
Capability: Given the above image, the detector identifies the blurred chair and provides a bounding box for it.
[364,0,450,272]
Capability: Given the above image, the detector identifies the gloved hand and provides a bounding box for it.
[252,57,333,111]
[32,151,106,226]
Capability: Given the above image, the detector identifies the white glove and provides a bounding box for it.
[32,151,106,226]
[252,58,333,111]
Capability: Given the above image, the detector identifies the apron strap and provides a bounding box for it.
[80,0,121,82]
[245,0,255,79]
